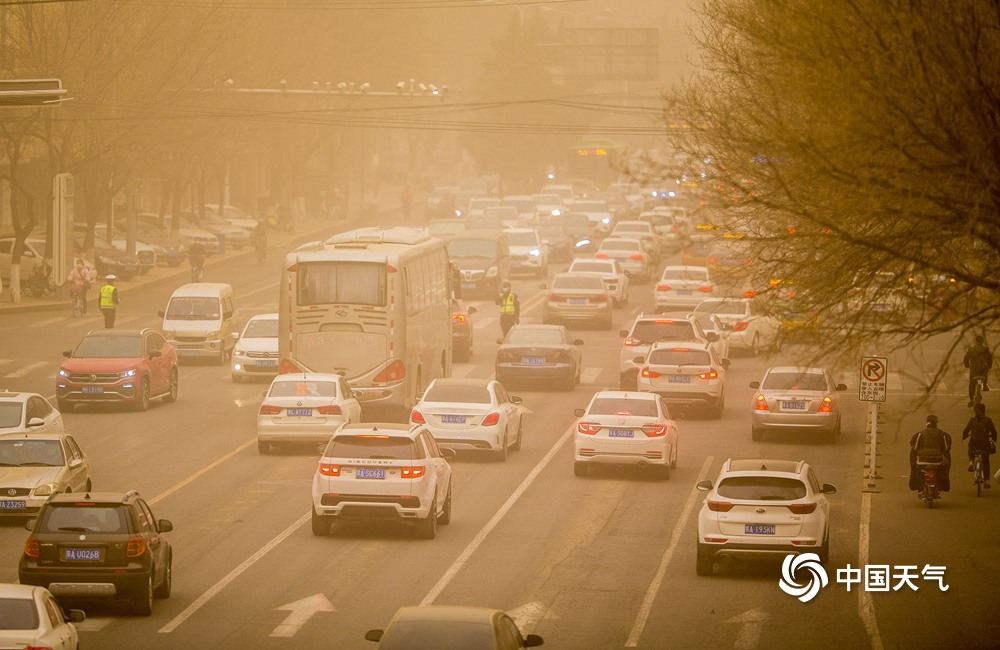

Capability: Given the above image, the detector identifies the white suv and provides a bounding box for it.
[311,423,455,538]
[504,227,548,278]
[635,340,730,418]
[618,314,722,390]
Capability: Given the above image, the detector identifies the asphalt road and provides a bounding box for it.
[1,228,998,649]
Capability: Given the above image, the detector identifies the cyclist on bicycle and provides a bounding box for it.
[908,414,952,493]
[66,259,92,314]
[962,403,998,488]
[963,335,993,407]
[253,220,268,264]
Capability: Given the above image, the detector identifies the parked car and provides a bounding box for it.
[86,224,157,274]
[139,213,220,255]
[0,432,91,519]
[231,313,280,382]
[0,237,47,285]
[365,606,543,649]
[0,584,84,649]
[56,328,179,412]
[542,272,614,329]
[257,372,362,453]
[117,221,187,267]
[749,366,848,443]
[495,324,583,391]
[71,233,140,281]
[0,390,64,434]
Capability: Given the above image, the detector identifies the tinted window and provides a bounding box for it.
[378,621,493,649]
[649,348,711,366]
[40,505,126,534]
[0,598,39,630]
[629,321,696,342]
[588,397,658,417]
[0,439,65,466]
[164,297,221,320]
[762,372,829,391]
[424,383,492,404]
[570,261,612,274]
[694,300,747,316]
[269,380,338,398]
[717,477,807,500]
[600,240,641,251]
[328,435,419,459]
[448,239,499,259]
[662,268,710,282]
[74,335,143,358]
[507,328,564,345]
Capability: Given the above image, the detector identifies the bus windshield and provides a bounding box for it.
[297,262,385,306]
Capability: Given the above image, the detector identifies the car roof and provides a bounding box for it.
[428,377,492,388]
[0,390,33,403]
[509,324,563,332]
[246,313,279,322]
[591,390,657,401]
[270,373,343,382]
[648,339,712,351]
[662,265,710,273]
[764,366,829,375]
[389,605,505,624]
[0,583,44,599]
[335,422,416,437]
[47,491,138,504]
[82,328,149,338]
[169,282,232,297]
[724,458,805,476]
[0,431,67,442]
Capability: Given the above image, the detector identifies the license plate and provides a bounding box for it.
[0,500,25,510]
[178,349,199,356]
[256,359,277,367]
[63,548,102,561]
[609,429,634,438]
[82,386,104,394]
[356,468,386,479]
[676,290,692,295]
[781,401,806,410]
[521,357,545,365]
[745,524,776,535]
[287,408,312,417]
[462,282,475,289]
[668,375,691,383]
[568,298,588,305]
[441,414,466,424]
[125,265,137,272]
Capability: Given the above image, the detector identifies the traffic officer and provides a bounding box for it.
[495,279,519,337]
[99,274,120,329]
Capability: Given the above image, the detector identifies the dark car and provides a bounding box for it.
[115,220,187,267]
[446,230,511,298]
[72,233,140,281]
[535,222,574,263]
[495,324,583,391]
[56,328,179,412]
[451,299,477,362]
[19,490,174,616]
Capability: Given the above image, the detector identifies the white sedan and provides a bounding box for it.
[0,432,91,520]
[573,390,679,479]
[691,297,782,356]
[0,584,85,650]
[410,378,523,461]
[567,257,631,307]
[257,373,362,453]
[0,390,64,434]
[231,313,279,382]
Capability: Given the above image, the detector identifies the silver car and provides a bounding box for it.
[749,367,848,443]
[231,313,279,382]
[0,432,91,519]
[542,272,614,329]
[596,237,651,283]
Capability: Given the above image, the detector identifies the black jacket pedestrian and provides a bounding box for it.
[908,425,952,492]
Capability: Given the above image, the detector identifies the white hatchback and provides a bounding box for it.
[257,373,362,453]
[573,391,679,479]
[696,458,837,575]
[635,340,730,418]
[231,313,279,382]
[410,378,523,461]
[311,423,455,538]
[0,390,64,434]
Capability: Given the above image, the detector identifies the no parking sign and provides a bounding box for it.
[859,356,888,402]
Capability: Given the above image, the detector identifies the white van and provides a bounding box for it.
[159,283,238,364]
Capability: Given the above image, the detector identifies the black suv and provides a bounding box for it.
[19,490,173,616]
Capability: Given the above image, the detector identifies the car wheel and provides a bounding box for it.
[416,499,438,539]
[772,332,783,352]
[438,487,452,525]
[217,347,226,366]
[696,543,714,576]
[750,334,760,357]
[574,462,588,477]
[134,378,150,412]
[817,528,830,564]
[257,439,270,454]
[495,433,509,461]
[710,394,724,420]
[825,421,839,444]
[311,509,330,536]
[163,369,178,403]
[752,427,763,441]
[232,374,243,383]
[511,423,522,451]
[670,444,678,470]
[563,373,575,391]
[153,553,172,598]
[132,574,153,616]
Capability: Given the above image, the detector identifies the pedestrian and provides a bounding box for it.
[962,402,998,488]
[98,274,120,329]
[963,334,993,406]
[495,279,519,337]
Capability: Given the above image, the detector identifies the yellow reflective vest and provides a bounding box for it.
[99,284,117,309]
[499,292,517,314]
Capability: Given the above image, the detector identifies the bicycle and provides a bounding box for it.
[972,374,986,407]
[70,288,86,318]
[255,240,266,266]
[972,451,986,497]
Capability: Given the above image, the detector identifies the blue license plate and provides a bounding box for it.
[668,375,691,383]
[462,282,475,289]
[568,298,588,305]
[521,357,545,365]
[781,401,806,410]
[256,359,277,367]
[676,290,692,295]
[82,386,104,394]
[178,349,199,356]
[441,414,466,424]
[609,429,634,438]
[287,408,312,417]
[0,500,25,510]
[745,524,776,535]
[63,548,102,561]
[356,468,385,479]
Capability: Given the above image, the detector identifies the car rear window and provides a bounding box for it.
[649,349,711,366]
[717,477,807,501]
[39,504,128,534]
[327,435,421,460]
[661,268,709,282]
[762,372,828,391]
[269,380,338,398]
[507,328,563,345]
[629,321,696,342]
[379,621,493,649]
[0,439,64,466]
[600,240,641,251]
[570,261,612,274]
[553,275,603,291]
[0,598,39,630]
[424,384,491,404]
[589,397,658,417]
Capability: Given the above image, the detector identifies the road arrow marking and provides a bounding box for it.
[507,601,557,632]
[727,607,770,649]
[269,593,336,637]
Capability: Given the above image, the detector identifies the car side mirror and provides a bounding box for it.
[496,337,505,344]
[821,483,838,495]
[511,395,523,405]
[157,310,165,318]
[722,359,731,369]
[27,417,45,428]
[467,305,477,314]
[705,331,720,342]
[525,634,545,647]
[24,518,36,531]
[619,329,628,338]
[67,609,86,623]
[365,630,384,642]
[696,480,713,491]
[836,383,848,391]
[158,519,174,533]
[749,381,761,389]
[440,447,457,459]
[633,356,645,364]
[63,350,72,358]
[148,350,162,358]
[574,339,584,345]
[574,408,585,417]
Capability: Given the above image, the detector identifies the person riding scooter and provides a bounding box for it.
[908,414,952,495]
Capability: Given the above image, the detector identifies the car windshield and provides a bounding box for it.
[269,380,337,398]
[0,439,64,466]
[39,504,126,534]
[662,269,710,282]
[243,319,278,339]
[0,403,24,428]
[447,239,498,259]
[614,224,648,234]
[600,240,640,252]
[649,349,711,366]
[0,598,39,630]
[629,321,696,342]
[505,232,539,247]
[74,335,143,358]
[378,620,494,649]
[694,300,747,316]
[588,397,658,417]
[507,328,563,345]
[165,297,221,320]
[553,275,603,291]
[423,383,491,404]
[327,435,420,460]
[717,476,807,501]
[570,262,611,274]
[762,372,828,391]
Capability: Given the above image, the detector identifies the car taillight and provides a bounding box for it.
[400,466,426,478]
[319,463,341,476]
[754,394,769,410]
[547,293,559,302]
[642,423,668,437]
[641,367,661,378]
[623,337,642,346]
[577,421,601,435]
[452,313,467,324]
[698,369,719,380]
[126,536,147,558]
[628,254,644,260]
[788,502,817,514]
[318,405,342,415]
[410,409,425,424]
[732,320,749,332]
[373,360,406,383]
[23,535,39,558]
[656,284,671,291]
[595,252,609,259]
[592,293,609,302]
[697,285,714,293]
[482,412,500,426]
[707,500,734,512]
[496,350,517,362]
[259,404,281,415]
[818,396,834,412]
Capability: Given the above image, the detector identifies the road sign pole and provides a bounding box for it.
[863,401,881,492]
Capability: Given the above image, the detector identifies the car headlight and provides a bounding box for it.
[551,209,561,216]
[529,249,541,257]
[575,239,591,248]
[58,369,69,378]
[120,368,137,379]
[486,266,498,277]
[33,483,60,497]
[601,217,610,225]
[207,331,221,341]
[99,255,116,265]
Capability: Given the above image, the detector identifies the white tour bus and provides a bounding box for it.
[278,226,453,420]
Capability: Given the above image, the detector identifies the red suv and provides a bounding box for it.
[56,328,179,411]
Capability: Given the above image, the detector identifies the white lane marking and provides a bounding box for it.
[625,455,714,647]
[859,492,884,650]
[579,367,602,384]
[4,361,47,379]
[508,601,555,633]
[0,359,12,367]
[147,438,257,507]
[419,422,576,606]
[269,593,336,638]
[727,608,771,650]
[158,511,310,634]
[35,316,65,327]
